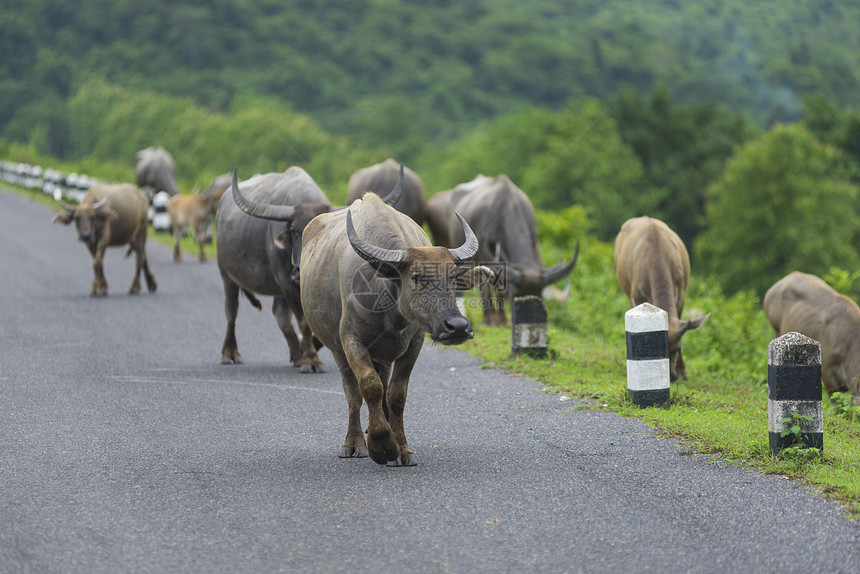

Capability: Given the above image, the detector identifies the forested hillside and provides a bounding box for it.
[3,0,860,296]
[3,0,859,155]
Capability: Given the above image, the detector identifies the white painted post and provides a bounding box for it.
[152,191,171,233]
[511,295,548,358]
[768,332,823,455]
[625,302,670,408]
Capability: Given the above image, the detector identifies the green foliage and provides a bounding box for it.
[695,124,860,295]
[7,0,860,163]
[612,85,756,247]
[424,99,656,240]
[63,78,382,200]
[826,392,860,424]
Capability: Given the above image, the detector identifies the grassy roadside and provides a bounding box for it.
[457,283,860,518]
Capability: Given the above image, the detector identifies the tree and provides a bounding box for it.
[695,124,860,295]
[424,99,657,240]
[613,86,753,247]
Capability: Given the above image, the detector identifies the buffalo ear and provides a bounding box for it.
[456,265,495,290]
[99,208,120,221]
[678,312,710,336]
[52,212,73,225]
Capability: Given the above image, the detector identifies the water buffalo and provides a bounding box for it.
[135,147,179,197]
[764,271,860,404]
[614,216,708,381]
[436,174,579,326]
[52,184,157,296]
[166,191,219,263]
[346,158,427,226]
[301,192,492,465]
[217,167,331,372]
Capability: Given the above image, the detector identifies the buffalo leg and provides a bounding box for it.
[220,275,242,364]
[343,337,399,465]
[91,244,109,296]
[284,297,324,373]
[171,225,183,263]
[480,284,507,326]
[130,232,157,293]
[333,352,368,459]
[385,335,423,466]
[194,221,207,263]
[271,297,302,367]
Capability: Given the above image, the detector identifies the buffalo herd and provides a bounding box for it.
[47,148,860,465]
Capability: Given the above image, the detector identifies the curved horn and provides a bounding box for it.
[379,163,404,206]
[346,209,408,267]
[92,197,109,211]
[542,240,580,287]
[231,168,295,221]
[448,213,479,262]
[57,198,76,212]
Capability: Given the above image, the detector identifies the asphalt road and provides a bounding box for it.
[1,188,858,574]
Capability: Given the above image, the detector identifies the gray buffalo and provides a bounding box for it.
[433,174,579,326]
[764,271,860,404]
[301,193,492,465]
[346,158,427,226]
[614,216,708,381]
[53,184,157,296]
[135,147,179,197]
[216,167,331,372]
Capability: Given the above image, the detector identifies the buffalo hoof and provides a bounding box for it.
[90,291,108,297]
[387,453,417,467]
[339,444,368,458]
[300,360,325,374]
[367,432,400,466]
[220,355,242,365]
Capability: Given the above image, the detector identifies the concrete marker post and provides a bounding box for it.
[768,332,823,455]
[152,191,171,233]
[511,296,548,358]
[625,302,670,408]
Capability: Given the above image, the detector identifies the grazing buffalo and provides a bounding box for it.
[614,216,708,381]
[166,191,219,263]
[347,158,427,226]
[436,174,579,326]
[764,271,860,403]
[135,147,179,197]
[53,184,157,296]
[301,193,492,465]
[216,168,331,372]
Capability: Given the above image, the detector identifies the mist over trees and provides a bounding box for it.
[3,0,860,294]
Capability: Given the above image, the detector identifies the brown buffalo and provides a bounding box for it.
[166,191,219,263]
[301,192,492,465]
[53,184,157,296]
[764,271,860,403]
[347,158,427,226]
[614,216,708,381]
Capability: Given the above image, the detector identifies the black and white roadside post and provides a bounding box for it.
[625,302,670,408]
[511,295,548,358]
[151,191,171,233]
[768,331,824,455]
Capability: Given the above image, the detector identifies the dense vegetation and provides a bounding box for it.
[5,0,860,153]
